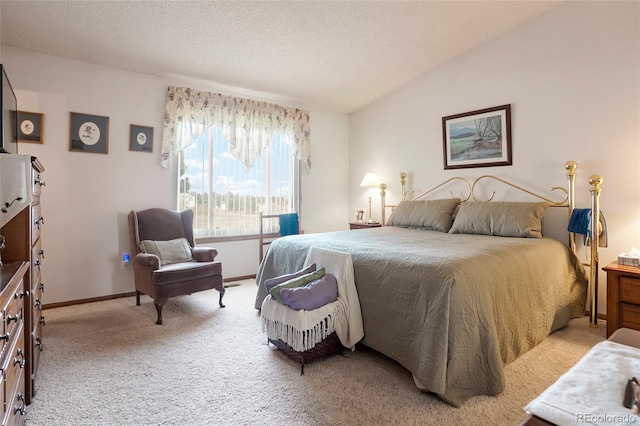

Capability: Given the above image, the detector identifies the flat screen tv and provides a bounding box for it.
[0,64,18,154]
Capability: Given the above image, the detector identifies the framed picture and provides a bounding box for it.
[442,104,512,170]
[354,208,365,222]
[69,112,109,154]
[129,124,154,152]
[15,111,44,144]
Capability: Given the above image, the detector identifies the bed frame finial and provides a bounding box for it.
[564,160,578,175]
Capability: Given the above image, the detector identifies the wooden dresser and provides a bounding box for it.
[604,261,640,338]
[0,154,45,420]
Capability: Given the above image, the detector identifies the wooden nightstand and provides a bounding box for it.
[604,261,640,338]
[349,222,382,230]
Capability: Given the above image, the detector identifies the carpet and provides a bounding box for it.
[25,280,605,426]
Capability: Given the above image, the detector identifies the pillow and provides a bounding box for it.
[386,198,461,232]
[448,201,550,238]
[279,273,338,310]
[139,237,193,265]
[263,263,317,293]
[269,267,326,304]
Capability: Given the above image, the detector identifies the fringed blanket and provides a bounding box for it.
[261,296,347,352]
[260,247,364,352]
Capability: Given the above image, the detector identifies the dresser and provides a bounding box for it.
[0,154,45,416]
[604,261,640,338]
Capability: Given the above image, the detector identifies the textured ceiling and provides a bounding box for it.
[0,1,562,112]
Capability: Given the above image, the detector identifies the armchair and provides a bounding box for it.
[127,208,224,324]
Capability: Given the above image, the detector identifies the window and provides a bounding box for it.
[177,127,299,240]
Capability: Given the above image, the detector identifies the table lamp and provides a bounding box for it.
[360,172,380,223]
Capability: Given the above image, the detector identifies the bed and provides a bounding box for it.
[254,161,603,407]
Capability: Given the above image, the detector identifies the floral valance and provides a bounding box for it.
[161,86,311,171]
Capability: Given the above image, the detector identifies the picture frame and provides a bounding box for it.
[442,104,512,170]
[354,208,365,222]
[129,124,154,152]
[69,112,109,154]
[15,111,44,144]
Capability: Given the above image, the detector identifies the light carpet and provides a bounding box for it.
[25,280,605,426]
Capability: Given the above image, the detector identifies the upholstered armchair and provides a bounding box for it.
[127,208,224,324]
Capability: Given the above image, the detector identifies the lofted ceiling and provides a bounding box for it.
[0,1,562,113]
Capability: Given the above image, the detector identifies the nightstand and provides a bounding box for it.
[349,222,382,230]
[603,261,640,338]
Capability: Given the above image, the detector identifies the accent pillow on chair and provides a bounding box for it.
[139,237,193,265]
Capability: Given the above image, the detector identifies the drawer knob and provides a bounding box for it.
[35,298,42,310]
[40,316,46,326]
[39,249,45,258]
[34,259,41,269]
[17,290,29,299]
[0,332,11,341]
[35,337,43,351]
[13,403,26,416]
[13,357,25,368]
[34,216,44,229]
[6,314,19,324]
[35,179,46,187]
[39,282,45,292]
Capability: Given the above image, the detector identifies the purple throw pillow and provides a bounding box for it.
[279,273,338,311]
[264,263,317,293]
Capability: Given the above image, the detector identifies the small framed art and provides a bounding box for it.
[69,112,109,154]
[16,111,44,144]
[354,208,365,222]
[129,124,153,152]
[442,104,511,170]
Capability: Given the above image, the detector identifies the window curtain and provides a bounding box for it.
[161,86,311,171]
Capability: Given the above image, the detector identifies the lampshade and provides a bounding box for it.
[360,172,380,188]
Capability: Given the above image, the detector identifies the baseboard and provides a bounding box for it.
[42,275,256,310]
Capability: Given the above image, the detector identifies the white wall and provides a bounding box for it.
[0,47,349,304]
[349,1,640,314]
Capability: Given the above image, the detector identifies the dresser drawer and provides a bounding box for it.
[32,321,43,376]
[620,276,640,305]
[0,276,23,360]
[32,169,44,197]
[31,203,43,246]
[4,293,23,343]
[621,302,640,330]
[31,238,43,291]
[6,372,26,426]
[1,323,25,426]
[31,284,43,330]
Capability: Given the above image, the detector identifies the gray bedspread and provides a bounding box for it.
[254,226,588,406]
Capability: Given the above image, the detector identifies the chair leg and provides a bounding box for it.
[154,298,167,325]
[136,291,141,306]
[218,287,226,308]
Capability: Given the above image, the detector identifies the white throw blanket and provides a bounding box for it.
[524,340,640,425]
[261,247,364,352]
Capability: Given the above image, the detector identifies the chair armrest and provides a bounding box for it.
[134,253,160,270]
[192,247,219,262]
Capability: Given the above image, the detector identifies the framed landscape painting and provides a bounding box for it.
[442,104,511,170]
